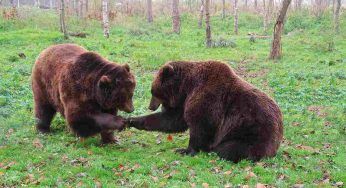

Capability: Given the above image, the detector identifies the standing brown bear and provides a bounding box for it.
[128,61,283,162]
[32,44,136,144]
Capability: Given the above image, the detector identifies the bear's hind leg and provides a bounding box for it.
[214,141,251,163]
[35,103,56,133]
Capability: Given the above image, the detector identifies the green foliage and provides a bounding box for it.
[0,8,345,187]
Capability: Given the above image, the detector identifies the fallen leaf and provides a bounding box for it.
[6,128,14,138]
[296,144,319,153]
[244,166,252,171]
[151,176,159,182]
[76,172,87,178]
[87,150,93,155]
[278,174,287,180]
[256,183,266,188]
[292,184,304,188]
[245,171,257,180]
[118,164,124,171]
[224,170,232,175]
[94,180,102,188]
[202,183,209,188]
[189,169,196,177]
[167,135,173,141]
[190,183,196,188]
[0,171,4,176]
[292,122,300,126]
[242,185,250,188]
[334,182,344,187]
[33,138,43,149]
[224,183,232,188]
[1,161,16,169]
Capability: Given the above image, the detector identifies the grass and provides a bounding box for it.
[0,7,345,187]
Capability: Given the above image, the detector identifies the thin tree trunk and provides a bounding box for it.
[36,0,40,8]
[198,0,205,28]
[102,0,110,38]
[147,0,153,23]
[263,0,268,33]
[60,0,68,39]
[334,0,341,33]
[234,0,238,35]
[255,0,258,10]
[269,0,292,59]
[50,0,53,9]
[205,0,212,47]
[172,0,180,34]
[17,0,19,8]
[222,0,225,19]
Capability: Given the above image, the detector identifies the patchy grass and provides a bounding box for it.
[0,8,345,187]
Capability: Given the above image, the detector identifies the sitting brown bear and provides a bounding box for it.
[32,44,136,144]
[128,61,283,162]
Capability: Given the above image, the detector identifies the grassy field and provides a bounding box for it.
[0,8,345,187]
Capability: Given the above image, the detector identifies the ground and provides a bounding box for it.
[0,8,345,187]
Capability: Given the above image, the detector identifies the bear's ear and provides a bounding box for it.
[162,64,174,78]
[99,75,111,88]
[123,64,130,72]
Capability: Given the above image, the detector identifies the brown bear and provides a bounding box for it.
[128,61,283,162]
[32,44,136,144]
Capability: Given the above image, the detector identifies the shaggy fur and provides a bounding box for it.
[32,44,136,144]
[128,61,283,162]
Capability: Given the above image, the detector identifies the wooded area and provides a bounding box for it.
[1,0,343,59]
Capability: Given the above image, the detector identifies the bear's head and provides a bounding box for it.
[149,63,185,111]
[96,64,136,113]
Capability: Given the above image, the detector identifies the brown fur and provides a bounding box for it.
[128,61,283,162]
[32,44,136,144]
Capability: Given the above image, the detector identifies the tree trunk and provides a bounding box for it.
[60,0,68,39]
[17,0,19,8]
[334,0,341,33]
[35,0,40,8]
[49,0,53,9]
[263,0,268,33]
[255,0,258,10]
[147,0,153,23]
[102,0,110,38]
[222,0,225,19]
[205,0,212,47]
[234,0,238,35]
[198,0,205,28]
[172,0,180,34]
[269,0,292,59]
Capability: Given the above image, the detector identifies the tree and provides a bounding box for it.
[254,0,258,10]
[102,0,110,38]
[198,0,205,28]
[263,0,268,33]
[147,0,153,23]
[49,0,53,9]
[233,0,238,35]
[59,0,68,39]
[269,0,292,59]
[172,0,180,34]
[35,0,40,8]
[334,0,341,33]
[294,0,303,10]
[222,0,225,19]
[205,0,212,47]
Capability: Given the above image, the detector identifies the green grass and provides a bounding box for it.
[0,8,345,187]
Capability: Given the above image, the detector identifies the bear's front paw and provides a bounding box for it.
[113,116,126,131]
[175,148,198,156]
[125,118,141,129]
